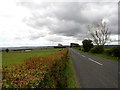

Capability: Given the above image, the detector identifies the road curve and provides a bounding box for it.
[69,48,118,88]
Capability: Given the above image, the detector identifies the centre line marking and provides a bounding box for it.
[88,58,103,65]
[81,55,86,57]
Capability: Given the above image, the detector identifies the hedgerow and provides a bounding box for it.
[2,49,68,88]
[104,46,120,57]
[90,45,104,54]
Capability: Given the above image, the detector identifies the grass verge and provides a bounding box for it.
[74,47,119,62]
[86,52,120,62]
[65,56,79,88]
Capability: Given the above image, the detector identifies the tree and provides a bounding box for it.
[88,19,111,46]
[5,48,9,53]
[82,39,94,52]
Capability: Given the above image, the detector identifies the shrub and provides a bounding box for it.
[90,45,104,53]
[111,46,120,57]
[104,49,112,55]
[104,46,120,57]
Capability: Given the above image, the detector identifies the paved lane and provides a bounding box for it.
[69,48,118,88]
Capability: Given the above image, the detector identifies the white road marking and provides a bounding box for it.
[81,55,86,57]
[88,58,103,66]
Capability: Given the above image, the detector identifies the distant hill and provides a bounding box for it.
[0,46,54,51]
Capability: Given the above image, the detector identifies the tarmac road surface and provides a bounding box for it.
[69,48,118,88]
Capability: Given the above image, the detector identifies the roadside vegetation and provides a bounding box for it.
[86,51,119,62]
[65,57,79,88]
[2,49,68,88]
[75,45,120,62]
[2,48,78,88]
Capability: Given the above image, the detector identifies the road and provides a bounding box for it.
[69,48,118,88]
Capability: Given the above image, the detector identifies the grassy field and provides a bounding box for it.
[2,48,61,67]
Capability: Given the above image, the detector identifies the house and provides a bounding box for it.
[54,44,67,48]
[70,43,80,47]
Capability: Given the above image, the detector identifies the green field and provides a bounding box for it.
[2,48,61,67]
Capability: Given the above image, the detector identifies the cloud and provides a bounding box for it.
[46,35,63,42]
[28,29,47,40]
[21,2,118,36]
[0,1,118,47]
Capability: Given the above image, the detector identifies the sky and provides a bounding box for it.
[0,0,119,47]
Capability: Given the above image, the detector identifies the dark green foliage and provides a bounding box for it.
[82,39,94,52]
[111,46,120,57]
[104,46,120,57]
[90,45,104,53]
[5,48,9,53]
[104,49,112,55]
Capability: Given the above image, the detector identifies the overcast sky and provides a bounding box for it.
[0,0,119,47]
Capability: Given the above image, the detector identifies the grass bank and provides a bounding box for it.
[74,47,119,62]
[65,56,79,88]
[86,52,120,62]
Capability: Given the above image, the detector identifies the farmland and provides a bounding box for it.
[2,48,62,67]
[2,48,68,88]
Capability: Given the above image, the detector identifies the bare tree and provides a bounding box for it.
[88,19,111,46]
